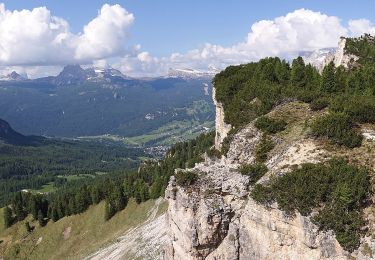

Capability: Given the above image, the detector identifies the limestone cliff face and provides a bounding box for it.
[212,87,232,150]
[165,179,346,260]
[164,99,375,260]
[323,37,359,70]
[164,124,349,260]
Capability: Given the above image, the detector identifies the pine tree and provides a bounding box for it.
[140,185,150,202]
[275,60,290,84]
[261,62,277,82]
[74,190,87,214]
[104,198,115,221]
[113,185,126,211]
[90,186,101,204]
[4,206,13,228]
[334,66,348,93]
[150,177,163,199]
[30,197,38,220]
[321,61,336,93]
[38,210,46,227]
[304,64,321,90]
[51,207,59,222]
[291,57,306,88]
[13,192,26,221]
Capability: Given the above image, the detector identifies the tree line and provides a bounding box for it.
[4,131,215,228]
[0,140,143,207]
[213,36,375,150]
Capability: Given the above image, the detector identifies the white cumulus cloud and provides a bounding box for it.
[242,9,347,57]
[1,6,375,78]
[115,9,375,77]
[348,19,375,36]
[113,9,350,76]
[0,3,134,66]
[75,4,134,60]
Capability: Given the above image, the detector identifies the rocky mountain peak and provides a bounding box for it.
[9,71,25,80]
[301,48,336,72]
[0,71,27,81]
[53,65,130,86]
[60,64,85,74]
[54,64,88,86]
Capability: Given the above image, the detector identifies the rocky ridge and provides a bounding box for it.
[0,71,27,81]
[212,87,232,150]
[301,48,336,72]
[168,67,219,80]
[322,37,359,70]
[164,94,375,259]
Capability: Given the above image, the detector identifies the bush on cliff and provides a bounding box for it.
[251,159,371,252]
[309,97,329,111]
[311,112,363,148]
[255,116,287,134]
[239,163,268,184]
[213,43,375,149]
[255,135,275,163]
[175,171,198,187]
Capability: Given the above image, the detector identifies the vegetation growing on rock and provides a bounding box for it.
[206,147,222,158]
[239,163,267,184]
[175,171,198,187]
[251,159,371,252]
[345,34,375,65]
[311,112,363,148]
[255,134,275,163]
[255,116,287,134]
[213,39,375,148]
[309,97,329,111]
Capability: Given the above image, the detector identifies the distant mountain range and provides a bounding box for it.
[35,65,134,87]
[0,50,341,143]
[0,65,215,144]
[0,65,133,87]
[167,67,219,79]
[300,47,336,71]
[1,65,217,85]
[0,71,27,81]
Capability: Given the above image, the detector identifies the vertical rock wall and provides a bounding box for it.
[212,87,232,150]
[323,37,359,69]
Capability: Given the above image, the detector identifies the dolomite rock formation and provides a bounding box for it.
[164,119,356,259]
[323,37,359,70]
[164,153,375,260]
[164,60,375,259]
[212,87,232,150]
[162,92,375,259]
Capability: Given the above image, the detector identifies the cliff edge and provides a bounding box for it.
[164,102,375,259]
[164,35,375,260]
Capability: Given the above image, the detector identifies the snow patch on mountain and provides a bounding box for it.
[44,65,132,86]
[300,48,336,72]
[167,66,220,79]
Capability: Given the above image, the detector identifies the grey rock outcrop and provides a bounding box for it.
[213,87,232,150]
[164,74,375,259]
[164,98,363,259]
[164,126,349,259]
[322,37,359,70]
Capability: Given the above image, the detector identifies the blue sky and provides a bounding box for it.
[2,0,375,56]
[0,1,375,77]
